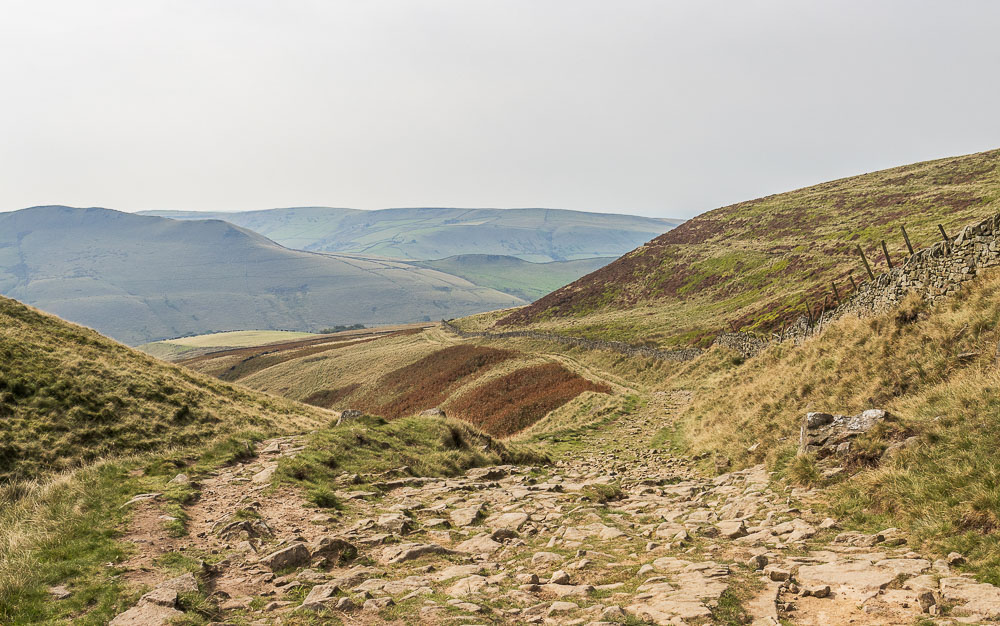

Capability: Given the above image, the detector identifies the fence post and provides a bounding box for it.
[881,240,893,270]
[938,224,951,253]
[901,224,915,255]
[857,245,875,280]
[831,280,841,304]
[849,274,858,290]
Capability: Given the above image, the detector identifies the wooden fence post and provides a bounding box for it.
[938,224,951,253]
[831,280,841,304]
[881,240,893,270]
[857,245,875,280]
[901,224,914,255]
[849,274,858,290]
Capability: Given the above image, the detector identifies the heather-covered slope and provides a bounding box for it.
[0,295,328,481]
[496,149,1000,346]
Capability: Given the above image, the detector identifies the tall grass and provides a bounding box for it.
[670,268,1000,581]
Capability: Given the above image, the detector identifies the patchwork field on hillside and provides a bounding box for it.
[179,326,614,437]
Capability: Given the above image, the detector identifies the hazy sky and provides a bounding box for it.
[2,1,999,218]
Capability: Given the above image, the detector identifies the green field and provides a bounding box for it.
[139,330,318,359]
[417,254,613,301]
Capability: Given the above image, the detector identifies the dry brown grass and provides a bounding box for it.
[354,345,517,418]
[448,363,611,436]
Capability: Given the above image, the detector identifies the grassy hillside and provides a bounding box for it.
[663,266,1000,581]
[417,254,613,301]
[179,326,615,438]
[0,295,328,482]
[0,206,523,344]
[496,149,1000,346]
[142,206,680,262]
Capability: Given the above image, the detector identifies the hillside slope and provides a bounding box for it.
[141,206,680,262]
[0,206,523,344]
[416,254,614,301]
[0,295,328,482]
[496,149,1000,346]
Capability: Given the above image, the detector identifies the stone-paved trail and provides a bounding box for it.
[113,392,1000,625]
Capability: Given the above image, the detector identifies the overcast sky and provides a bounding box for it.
[1,1,998,218]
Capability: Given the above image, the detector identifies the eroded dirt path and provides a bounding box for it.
[113,393,1000,625]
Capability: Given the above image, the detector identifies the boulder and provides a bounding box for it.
[379,542,456,564]
[261,543,310,571]
[336,409,363,425]
[799,409,888,457]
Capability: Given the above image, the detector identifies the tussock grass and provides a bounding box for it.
[0,296,328,482]
[670,268,1000,581]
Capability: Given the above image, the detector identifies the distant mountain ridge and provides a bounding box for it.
[0,206,523,344]
[139,206,681,262]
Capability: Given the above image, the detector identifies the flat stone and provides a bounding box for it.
[379,542,456,564]
[108,602,183,626]
[300,583,342,610]
[451,504,485,527]
[487,512,529,532]
[940,576,1000,619]
[797,560,895,601]
[446,575,488,597]
[261,542,310,571]
[456,534,503,554]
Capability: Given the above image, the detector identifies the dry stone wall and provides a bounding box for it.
[448,213,1000,362]
[441,322,702,362]
[720,213,1000,358]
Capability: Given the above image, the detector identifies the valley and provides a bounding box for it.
[4,152,1000,626]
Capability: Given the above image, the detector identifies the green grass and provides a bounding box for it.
[417,254,613,302]
[0,296,326,482]
[667,266,1000,583]
[496,148,1000,347]
[276,414,548,500]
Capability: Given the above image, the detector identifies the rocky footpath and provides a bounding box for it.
[112,395,1000,624]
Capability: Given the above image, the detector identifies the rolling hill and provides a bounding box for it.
[415,254,614,302]
[0,206,524,345]
[0,293,329,481]
[140,206,681,262]
[493,148,1000,346]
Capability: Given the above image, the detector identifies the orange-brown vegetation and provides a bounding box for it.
[448,363,611,437]
[357,345,516,419]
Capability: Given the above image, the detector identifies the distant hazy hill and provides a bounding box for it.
[140,206,680,262]
[495,149,1000,346]
[416,254,614,302]
[0,206,523,344]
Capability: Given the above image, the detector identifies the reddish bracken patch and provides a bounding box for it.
[303,383,361,409]
[358,345,517,419]
[448,363,611,437]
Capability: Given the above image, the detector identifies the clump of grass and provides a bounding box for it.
[581,482,624,503]
[787,454,820,486]
[277,415,548,495]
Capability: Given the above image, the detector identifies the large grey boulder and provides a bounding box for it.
[799,409,888,457]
